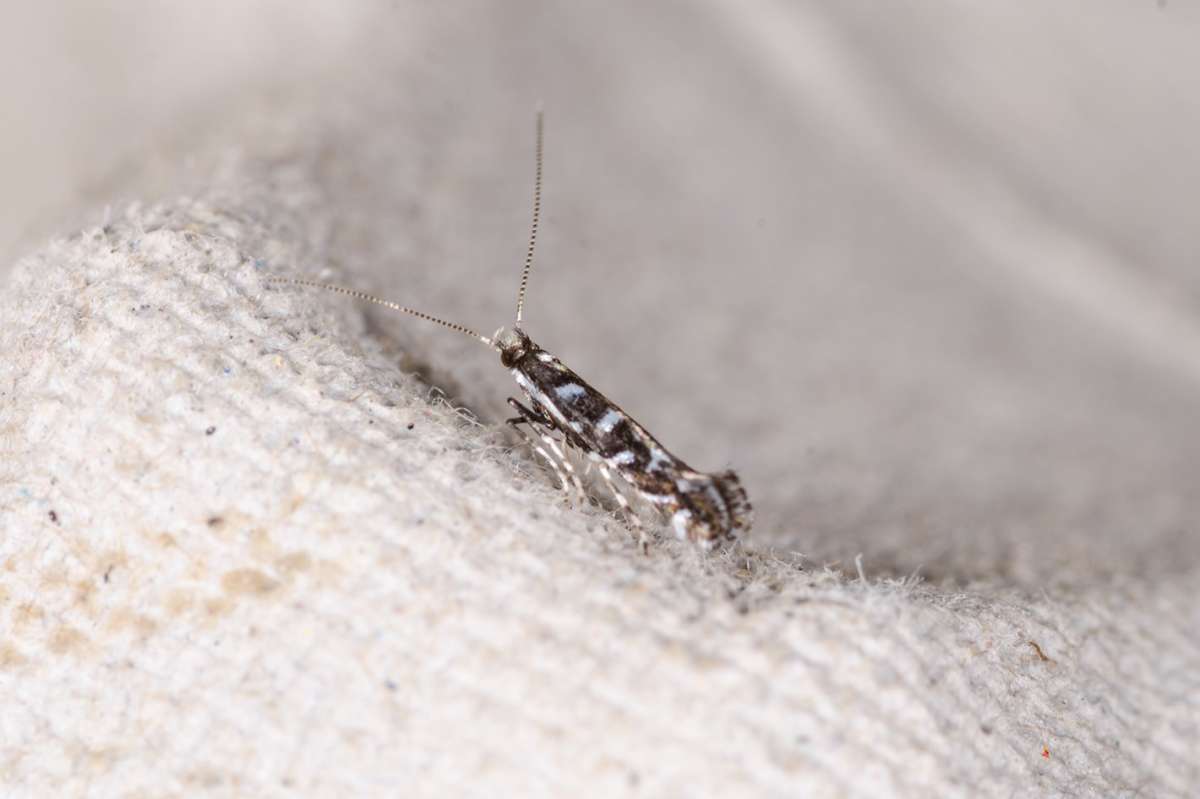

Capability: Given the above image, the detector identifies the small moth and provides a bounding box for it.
[267,114,752,549]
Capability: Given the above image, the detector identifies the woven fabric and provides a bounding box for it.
[3,3,1199,797]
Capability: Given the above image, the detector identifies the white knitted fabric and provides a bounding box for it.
[3,3,1199,797]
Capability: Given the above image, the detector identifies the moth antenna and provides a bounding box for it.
[514,109,544,326]
[265,276,496,348]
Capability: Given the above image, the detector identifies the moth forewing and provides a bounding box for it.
[496,327,752,548]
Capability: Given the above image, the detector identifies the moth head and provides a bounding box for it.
[494,327,532,368]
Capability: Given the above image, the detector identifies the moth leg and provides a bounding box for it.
[506,414,571,494]
[538,428,587,504]
[507,398,587,503]
[597,462,648,554]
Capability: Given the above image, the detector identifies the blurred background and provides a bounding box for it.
[5,0,1199,586]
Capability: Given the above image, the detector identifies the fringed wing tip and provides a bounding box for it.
[716,470,753,533]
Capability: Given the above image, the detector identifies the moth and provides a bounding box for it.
[267,114,751,549]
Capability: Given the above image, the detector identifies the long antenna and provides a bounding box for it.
[514,110,544,325]
[265,276,495,348]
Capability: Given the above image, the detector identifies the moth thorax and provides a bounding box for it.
[495,326,532,368]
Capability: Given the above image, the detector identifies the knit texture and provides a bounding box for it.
[3,3,1199,797]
